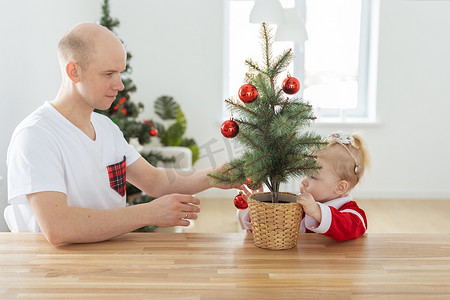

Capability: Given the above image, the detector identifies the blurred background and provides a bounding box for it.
[1,0,449,232]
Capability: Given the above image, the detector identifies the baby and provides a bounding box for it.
[296,131,369,241]
[238,131,369,241]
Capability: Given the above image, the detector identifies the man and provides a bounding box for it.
[5,23,238,245]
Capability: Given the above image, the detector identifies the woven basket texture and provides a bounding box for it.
[248,192,303,250]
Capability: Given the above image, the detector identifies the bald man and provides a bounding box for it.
[5,23,237,245]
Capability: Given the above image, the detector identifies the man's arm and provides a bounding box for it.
[126,157,233,197]
[28,191,200,245]
[29,158,237,245]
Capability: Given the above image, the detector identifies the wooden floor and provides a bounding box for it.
[162,198,450,234]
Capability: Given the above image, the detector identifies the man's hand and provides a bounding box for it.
[207,163,246,191]
[144,194,200,227]
[27,191,201,245]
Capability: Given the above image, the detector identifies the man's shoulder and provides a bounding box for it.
[12,103,53,136]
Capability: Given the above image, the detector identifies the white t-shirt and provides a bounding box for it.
[5,102,141,232]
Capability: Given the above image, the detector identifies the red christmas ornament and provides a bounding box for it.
[121,108,128,115]
[234,193,248,210]
[246,178,262,190]
[114,97,126,111]
[150,129,158,136]
[221,119,239,138]
[238,84,258,103]
[282,76,300,95]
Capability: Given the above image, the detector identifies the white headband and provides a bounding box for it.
[325,131,360,174]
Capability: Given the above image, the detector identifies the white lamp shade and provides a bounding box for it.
[249,0,285,24]
[275,8,308,42]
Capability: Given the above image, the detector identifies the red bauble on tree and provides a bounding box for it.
[234,192,248,210]
[238,84,258,103]
[282,76,300,95]
[150,129,158,136]
[221,119,239,138]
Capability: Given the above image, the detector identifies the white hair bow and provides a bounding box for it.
[326,131,354,145]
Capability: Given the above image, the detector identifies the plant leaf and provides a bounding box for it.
[154,96,179,120]
[175,107,187,134]
[165,123,184,146]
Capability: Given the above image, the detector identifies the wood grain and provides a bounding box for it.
[0,233,449,299]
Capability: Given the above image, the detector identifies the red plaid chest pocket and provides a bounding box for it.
[107,156,127,197]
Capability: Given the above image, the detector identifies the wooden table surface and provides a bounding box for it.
[0,233,449,299]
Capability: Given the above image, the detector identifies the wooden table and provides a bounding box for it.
[0,233,449,299]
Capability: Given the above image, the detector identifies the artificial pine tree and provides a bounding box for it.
[96,1,175,232]
[96,0,172,168]
[209,23,325,204]
[97,0,145,143]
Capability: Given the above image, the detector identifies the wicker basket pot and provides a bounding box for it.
[248,192,303,250]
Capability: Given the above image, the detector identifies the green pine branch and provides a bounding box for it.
[100,0,120,31]
[270,48,294,78]
[260,22,273,71]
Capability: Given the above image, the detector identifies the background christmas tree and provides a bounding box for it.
[209,23,325,203]
[96,0,200,231]
[96,0,171,167]
[97,0,199,166]
[96,0,172,231]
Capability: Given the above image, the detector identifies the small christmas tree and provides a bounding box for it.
[209,23,324,203]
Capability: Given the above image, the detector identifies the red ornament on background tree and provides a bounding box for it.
[113,97,126,111]
[144,120,158,137]
[221,119,239,138]
[238,84,258,103]
[150,129,158,136]
[234,192,248,210]
[282,76,300,95]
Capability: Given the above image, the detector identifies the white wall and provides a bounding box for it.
[1,0,449,231]
[347,1,450,199]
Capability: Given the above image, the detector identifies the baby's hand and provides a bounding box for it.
[296,193,322,223]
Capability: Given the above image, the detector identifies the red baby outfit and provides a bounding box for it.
[238,195,367,241]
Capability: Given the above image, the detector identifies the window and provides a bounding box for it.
[226,0,294,110]
[226,0,379,123]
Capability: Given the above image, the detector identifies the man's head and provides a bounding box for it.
[57,23,126,110]
[58,23,125,68]
[58,26,91,70]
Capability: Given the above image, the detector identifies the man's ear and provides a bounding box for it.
[65,62,80,83]
[335,180,349,196]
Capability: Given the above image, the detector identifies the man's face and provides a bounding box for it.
[77,42,126,110]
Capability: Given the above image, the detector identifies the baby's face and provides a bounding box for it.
[300,159,341,203]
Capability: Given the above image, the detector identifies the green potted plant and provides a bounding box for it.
[150,95,200,166]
